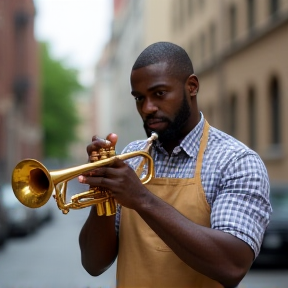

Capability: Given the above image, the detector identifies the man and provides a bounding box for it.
[78,42,272,288]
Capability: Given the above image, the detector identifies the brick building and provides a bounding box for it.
[0,0,42,184]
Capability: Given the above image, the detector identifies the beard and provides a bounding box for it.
[143,91,191,143]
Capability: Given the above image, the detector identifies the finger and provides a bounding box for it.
[110,157,126,168]
[91,137,111,148]
[81,169,98,177]
[87,138,112,155]
[87,165,116,178]
[81,158,125,179]
[106,133,118,147]
[78,175,101,186]
[78,174,114,189]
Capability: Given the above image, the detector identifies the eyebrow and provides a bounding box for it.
[147,83,168,91]
[131,83,170,96]
[131,91,140,96]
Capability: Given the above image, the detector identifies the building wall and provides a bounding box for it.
[164,0,288,183]
[93,0,288,183]
[0,0,42,183]
[93,0,147,153]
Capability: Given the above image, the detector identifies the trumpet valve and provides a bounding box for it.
[105,197,117,216]
[108,147,116,157]
[99,148,108,160]
[90,151,99,162]
[96,202,106,216]
[90,145,116,216]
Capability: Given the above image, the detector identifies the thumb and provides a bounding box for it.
[106,133,118,147]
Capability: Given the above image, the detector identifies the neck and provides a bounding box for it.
[162,139,183,156]
[161,112,201,155]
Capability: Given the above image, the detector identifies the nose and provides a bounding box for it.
[140,98,158,115]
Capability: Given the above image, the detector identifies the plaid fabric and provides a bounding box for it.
[116,113,272,258]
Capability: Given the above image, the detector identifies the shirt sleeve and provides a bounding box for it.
[210,152,272,258]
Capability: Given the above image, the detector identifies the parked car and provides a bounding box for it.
[252,182,288,268]
[0,188,9,247]
[1,183,38,236]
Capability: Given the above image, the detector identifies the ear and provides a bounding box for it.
[186,74,199,97]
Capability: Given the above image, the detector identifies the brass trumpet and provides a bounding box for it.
[11,133,158,216]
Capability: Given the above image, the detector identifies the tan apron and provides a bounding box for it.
[117,121,223,288]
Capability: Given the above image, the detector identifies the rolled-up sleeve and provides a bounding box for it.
[211,152,272,258]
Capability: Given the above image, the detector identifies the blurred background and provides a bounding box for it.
[0,0,287,287]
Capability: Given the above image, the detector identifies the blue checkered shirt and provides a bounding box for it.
[116,113,272,258]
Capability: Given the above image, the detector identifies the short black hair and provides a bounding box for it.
[132,42,194,81]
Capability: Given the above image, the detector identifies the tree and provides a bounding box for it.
[39,42,82,159]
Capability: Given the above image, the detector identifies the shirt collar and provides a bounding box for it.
[153,112,205,158]
[180,112,205,158]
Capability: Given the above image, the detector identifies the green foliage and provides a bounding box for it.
[39,42,82,159]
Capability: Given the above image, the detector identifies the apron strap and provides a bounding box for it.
[195,120,210,181]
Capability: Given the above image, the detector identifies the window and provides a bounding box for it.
[188,0,193,16]
[199,0,205,10]
[270,77,281,145]
[247,0,256,31]
[189,40,194,63]
[173,2,180,31]
[14,10,30,106]
[179,1,185,28]
[229,5,237,42]
[248,87,256,149]
[270,0,279,16]
[210,23,216,58]
[200,33,206,63]
[173,2,182,31]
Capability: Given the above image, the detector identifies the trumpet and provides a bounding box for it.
[11,133,158,216]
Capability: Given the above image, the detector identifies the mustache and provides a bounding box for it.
[143,115,170,125]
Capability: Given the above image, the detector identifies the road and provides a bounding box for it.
[0,180,116,288]
[0,205,116,288]
[0,181,287,288]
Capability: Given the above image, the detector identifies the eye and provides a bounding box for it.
[155,90,166,97]
[134,96,144,102]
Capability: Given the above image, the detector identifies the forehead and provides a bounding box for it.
[130,62,178,89]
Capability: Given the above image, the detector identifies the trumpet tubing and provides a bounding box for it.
[11,133,158,216]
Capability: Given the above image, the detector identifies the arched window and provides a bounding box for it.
[270,77,281,145]
[248,87,256,149]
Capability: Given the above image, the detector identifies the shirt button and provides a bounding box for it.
[173,147,181,154]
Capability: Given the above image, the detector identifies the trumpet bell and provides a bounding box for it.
[11,159,52,208]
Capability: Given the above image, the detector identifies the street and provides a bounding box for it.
[0,180,117,288]
[0,204,116,288]
[0,180,287,288]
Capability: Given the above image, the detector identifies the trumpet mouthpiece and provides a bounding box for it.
[150,131,158,141]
